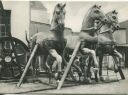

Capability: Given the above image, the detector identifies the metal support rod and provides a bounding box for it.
[17,44,39,87]
[57,41,81,90]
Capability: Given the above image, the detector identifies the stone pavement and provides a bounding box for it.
[0,69,127,94]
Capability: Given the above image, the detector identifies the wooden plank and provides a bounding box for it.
[57,41,81,90]
[17,44,39,87]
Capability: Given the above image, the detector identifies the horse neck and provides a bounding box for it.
[100,24,115,41]
[82,15,95,29]
[51,28,65,41]
[50,19,65,41]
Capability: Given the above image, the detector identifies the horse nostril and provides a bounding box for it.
[112,16,116,19]
[95,10,99,13]
[102,18,107,23]
[104,18,107,22]
[117,25,120,28]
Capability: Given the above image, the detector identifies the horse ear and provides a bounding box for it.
[98,5,101,9]
[62,3,66,8]
[57,3,60,7]
[112,10,115,13]
[93,4,97,8]
[112,10,118,14]
[115,10,118,14]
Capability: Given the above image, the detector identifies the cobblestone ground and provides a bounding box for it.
[33,69,128,94]
[0,69,128,94]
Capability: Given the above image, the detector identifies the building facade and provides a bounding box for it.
[2,1,30,44]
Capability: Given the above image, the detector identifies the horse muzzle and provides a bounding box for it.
[115,25,120,29]
[113,24,120,30]
[101,18,108,24]
[58,23,64,28]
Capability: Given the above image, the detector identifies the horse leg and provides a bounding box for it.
[72,59,82,82]
[45,55,53,84]
[38,55,44,72]
[112,50,125,79]
[83,57,91,83]
[99,55,104,81]
[31,55,37,77]
[49,49,62,81]
[82,48,99,82]
[89,50,99,82]
[82,48,99,69]
[87,57,93,83]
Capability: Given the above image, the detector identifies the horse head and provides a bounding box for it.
[98,10,120,46]
[51,3,66,31]
[81,4,107,32]
[106,10,120,31]
[89,4,107,23]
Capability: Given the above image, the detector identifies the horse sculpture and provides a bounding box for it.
[64,4,107,82]
[26,3,67,81]
[96,10,125,80]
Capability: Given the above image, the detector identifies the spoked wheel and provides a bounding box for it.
[69,55,84,82]
[63,48,83,82]
[70,66,80,82]
[0,37,29,80]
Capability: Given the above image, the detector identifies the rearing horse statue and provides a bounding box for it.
[64,4,107,82]
[27,3,66,81]
[96,10,125,80]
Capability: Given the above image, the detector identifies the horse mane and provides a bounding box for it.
[82,5,100,21]
[81,5,95,28]
[105,11,113,21]
[51,5,57,27]
[105,10,118,23]
[99,11,118,42]
[50,5,57,31]
[50,3,66,41]
[81,5,102,30]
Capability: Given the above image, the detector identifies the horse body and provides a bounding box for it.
[64,5,107,82]
[28,3,66,80]
[65,35,80,49]
[96,10,124,79]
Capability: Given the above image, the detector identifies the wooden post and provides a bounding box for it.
[57,41,81,90]
[17,44,39,87]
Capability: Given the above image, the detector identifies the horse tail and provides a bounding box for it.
[45,56,51,73]
[25,30,30,46]
[62,39,68,66]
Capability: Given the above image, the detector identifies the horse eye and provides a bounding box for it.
[56,11,60,15]
[95,10,100,13]
[63,11,66,15]
[112,16,116,19]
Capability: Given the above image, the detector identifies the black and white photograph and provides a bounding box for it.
[0,0,128,94]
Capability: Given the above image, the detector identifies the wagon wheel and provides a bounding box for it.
[0,37,29,80]
[70,65,81,82]
[66,54,82,82]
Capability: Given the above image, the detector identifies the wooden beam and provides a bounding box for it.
[57,41,81,90]
[17,44,39,87]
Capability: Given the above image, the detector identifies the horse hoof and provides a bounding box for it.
[54,73,58,79]
[54,72,62,81]
[114,65,119,73]
[114,67,119,73]
[100,76,105,81]
[93,68,99,73]
[95,78,99,82]
[84,78,92,84]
